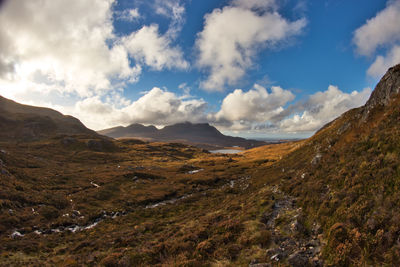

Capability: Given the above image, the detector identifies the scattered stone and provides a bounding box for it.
[337,122,351,135]
[311,153,322,166]
[288,251,309,267]
[90,181,100,188]
[270,254,281,261]
[11,231,24,238]
[187,169,204,174]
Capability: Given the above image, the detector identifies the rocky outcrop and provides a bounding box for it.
[365,64,400,109]
[362,64,400,121]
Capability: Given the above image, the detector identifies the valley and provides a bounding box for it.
[0,65,400,266]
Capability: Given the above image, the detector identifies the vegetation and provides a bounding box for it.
[1,65,399,266]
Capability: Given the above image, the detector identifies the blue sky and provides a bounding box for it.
[120,0,385,106]
[0,0,399,138]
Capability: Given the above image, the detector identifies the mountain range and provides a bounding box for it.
[0,95,267,149]
[98,122,267,149]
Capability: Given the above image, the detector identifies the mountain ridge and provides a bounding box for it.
[0,96,97,141]
[98,121,267,149]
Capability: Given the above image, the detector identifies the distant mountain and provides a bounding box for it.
[0,96,96,141]
[98,122,267,149]
[98,123,158,139]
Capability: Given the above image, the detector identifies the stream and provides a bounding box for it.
[10,176,251,238]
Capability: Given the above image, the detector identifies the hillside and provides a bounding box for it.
[276,64,400,265]
[0,96,96,141]
[0,65,399,266]
[98,123,158,139]
[99,122,267,149]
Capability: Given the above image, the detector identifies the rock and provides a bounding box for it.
[288,251,309,267]
[337,121,351,135]
[11,231,24,238]
[265,247,282,257]
[290,219,303,232]
[365,64,400,109]
[311,153,322,166]
[305,240,319,248]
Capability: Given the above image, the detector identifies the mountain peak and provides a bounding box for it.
[365,64,400,110]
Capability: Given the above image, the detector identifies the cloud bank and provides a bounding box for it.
[209,84,294,130]
[0,0,187,99]
[209,84,371,133]
[278,86,371,132]
[69,87,207,130]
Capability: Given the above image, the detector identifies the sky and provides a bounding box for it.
[0,0,399,138]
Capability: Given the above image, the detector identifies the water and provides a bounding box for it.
[10,176,253,237]
[209,149,243,154]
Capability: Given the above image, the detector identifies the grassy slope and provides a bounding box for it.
[279,96,400,266]
[1,100,398,266]
[0,134,302,266]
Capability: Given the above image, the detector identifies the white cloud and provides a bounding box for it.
[231,0,277,11]
[0,0,142,98]
[196,0,306,91]
[353,0,400,77]
[353,0,400,56]
[209,84,371,134]
[69,87,207,130]
[0,0,188,101]
[154,0,186,39]
[367,45,400,78]
[118,8,140,21]
[123,24,188,71]
[209,84,294,130]
[279,85,371,133]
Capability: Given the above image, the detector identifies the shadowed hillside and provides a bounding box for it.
[0,96,96,141]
